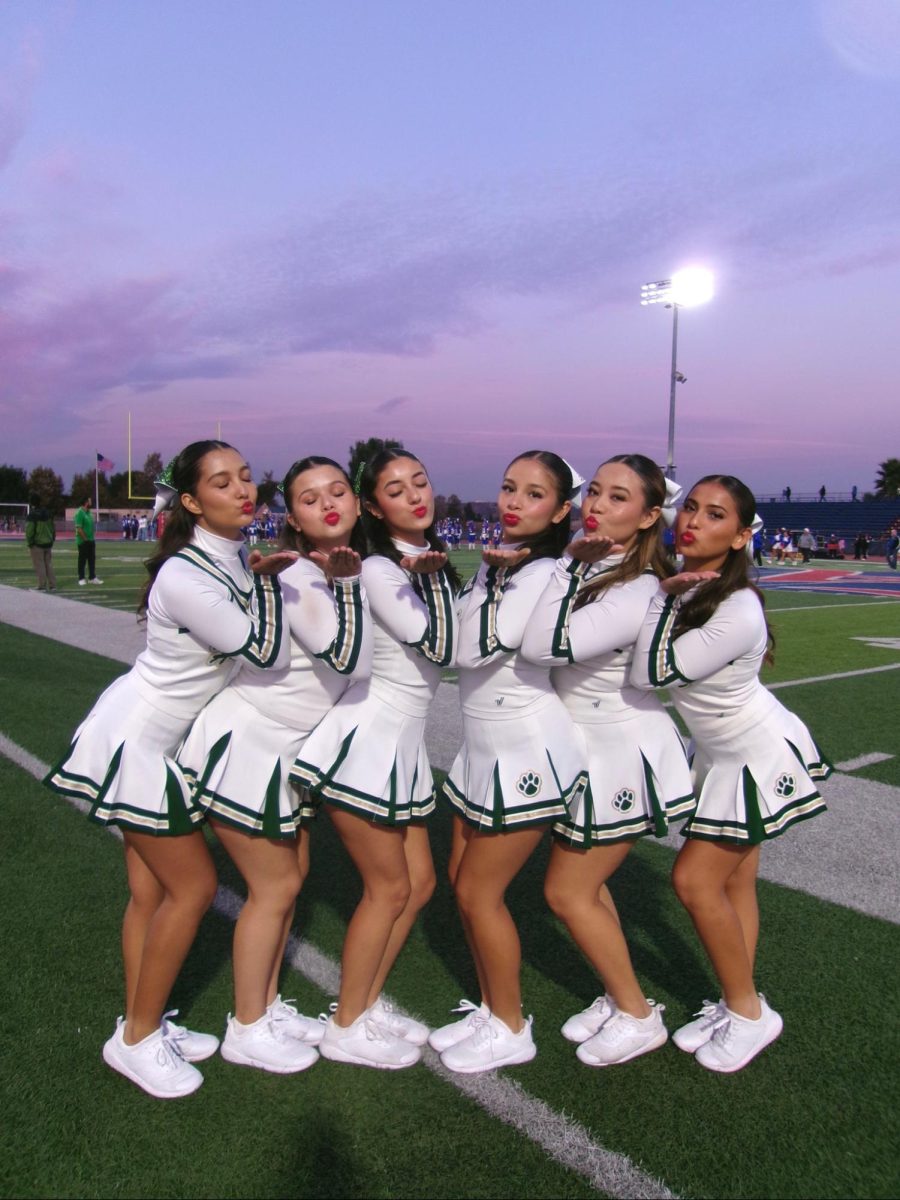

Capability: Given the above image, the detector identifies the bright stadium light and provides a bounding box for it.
[639,267,715,479]
[670,266,715,308]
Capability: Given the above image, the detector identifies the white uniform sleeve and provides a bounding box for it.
[632,587,765,689]
[155,562,287,669]
[281,559,372,677]
[521,557,655,665]
[456,557,555,669]
[361,555,456,667]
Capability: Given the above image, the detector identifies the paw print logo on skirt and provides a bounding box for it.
[773,773,796,799]
[612,788,635,812]
[516,771,542,797]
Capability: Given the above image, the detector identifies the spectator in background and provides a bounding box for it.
[851,485,858,502]
[818,485,826,502]
[25,493,57,592]
[798,528,815,563]
[752,526,764,567]
[783,486,792,502]
[886,527,899,570]
[138,514,149,542]
[826,533,839,560]
[853,532,869,561]
[74,498,103,586]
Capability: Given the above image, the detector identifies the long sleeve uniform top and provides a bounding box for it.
[520,553,666,723]
[631,586,773,731]
[133,525,287,719]
[455,553,558,716]
[360,539,457,716]
[230,555,372,728]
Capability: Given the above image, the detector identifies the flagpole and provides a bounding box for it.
[94,454,99,512]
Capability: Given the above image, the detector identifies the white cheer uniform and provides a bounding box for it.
[291,540,456,824]
[632,587,831,843]
[45,527,286,834]
[444,554,584,830]
[521,555,695,846]
[178,556,372,837]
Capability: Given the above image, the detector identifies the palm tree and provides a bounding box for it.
[874,458,900,499]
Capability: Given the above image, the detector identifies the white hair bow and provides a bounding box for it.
[661,477,683,527]
[746,512,764,560]
[562,458,586,501]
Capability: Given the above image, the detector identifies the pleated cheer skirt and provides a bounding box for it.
[682,700,831,844]
[291,682,435,825]
[44,674,203,836]
[443,695,584,832]
[178,688,316,839]
[554,707,695,847]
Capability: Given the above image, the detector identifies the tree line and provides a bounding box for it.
[5,448,897,514]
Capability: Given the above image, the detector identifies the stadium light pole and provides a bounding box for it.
[640,267,714,480]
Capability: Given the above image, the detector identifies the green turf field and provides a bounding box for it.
[1,541,899,1199]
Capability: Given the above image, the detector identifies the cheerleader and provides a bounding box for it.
[632,474,831,1072]
[178,456,372,1074]
[435,451,584,1073]
[520,454,695,1066]
[45,442,288,1098]
[291,449,458,1069]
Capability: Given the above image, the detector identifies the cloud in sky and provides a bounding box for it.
[2,1,899,495]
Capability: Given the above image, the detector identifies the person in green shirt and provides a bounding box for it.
[74,498,103,586]
[25,493,58,592]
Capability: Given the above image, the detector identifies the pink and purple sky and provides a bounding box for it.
[2,0,899,500]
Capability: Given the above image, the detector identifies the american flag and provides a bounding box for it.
[97,452,115,471]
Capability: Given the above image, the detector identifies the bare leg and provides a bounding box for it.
[327,806,411,1026]
[366,824,435,1004]
[265,825,311,1004]
[448,815,489,1002]
[122,842,165,1016]
[725,844,761,970]
[672,839,761,1019]
[122,830,218,1044]
[453,825,547,1031]
[544,840,649,1018]
[211,822,302,1024]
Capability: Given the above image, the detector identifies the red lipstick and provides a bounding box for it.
[324,512,340,526]
[502,514,520,527]
[413,506,428,519]
[241,502,255,514]
[680,531,696,545]
[584,516,598,532]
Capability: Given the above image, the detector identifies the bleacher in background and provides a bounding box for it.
[756,500,900,554]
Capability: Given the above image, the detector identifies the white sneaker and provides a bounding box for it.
[440,1014,536,1074]
[268,995,325,1045]
[102,1018,203,1098]
[78,579,86,586]
[695,995,783,1073]
[673,999,725,1053]
[90,577,103,585]
[161,1009,219,1062]
[319,1011,421,1069]
[221,1012,319,1073]
[576,1001,668,1066]
[561,994,616,1043]
[427,999,490,1053]
[368,998,430,1046]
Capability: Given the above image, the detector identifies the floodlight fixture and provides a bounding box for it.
[639,266,715,479]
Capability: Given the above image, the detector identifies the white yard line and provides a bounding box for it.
[767,600,899,613]
[833,752,894,771]
[2,731,675,1200]
[768,663,900,690]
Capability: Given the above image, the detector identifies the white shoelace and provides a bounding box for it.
[161,1008,189,1042]
[708,1014,734,1046]
[154,1034,186,1071]
[690,999,724,1027]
